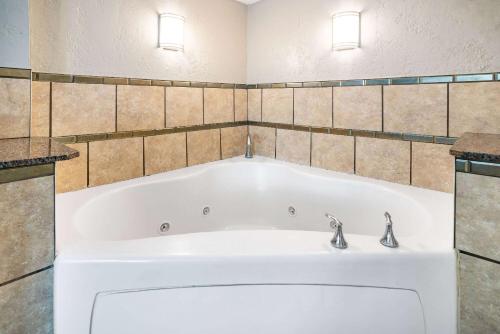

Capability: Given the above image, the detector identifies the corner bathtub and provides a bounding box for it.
[55,156,456,334]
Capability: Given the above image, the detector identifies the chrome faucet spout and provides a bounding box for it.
[245,134,253,159]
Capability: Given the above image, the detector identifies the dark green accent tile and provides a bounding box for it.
[172,81,190,87]
[0,164,54,184]
[352,129,375,137]
[419,75,453,84]
[302,82,322,88]
[454,73,494,82]
[190,82,207,88]
[434,136,457,145]
[257,83,272,89]
[246,84,258,89]
[496,73,500,81]
[341,79,364,87]
[331,128,352,136]
[151,80,172,87]
[455,159,468,172]
[103,77,128,85]
[311,127,330,134]
[36,73,73,83]
[235,84,247,89]
[293,125,310,132]
[53,136,77,144]
[221,83,236,89]
[376,132,403,140]
[278,123,294,130]
[106,132,134,140]
[470,161,500,178]
[206,83,222,88]
[76,133,107,143]
[133,130,157,137]
[271,83,286,88]
[403,133,434,143]
[0,67,31,79]
[73,76,103,84]
[320,81,341,87]
[286,82,303,88]
[391,77,419,85]
[365,78,390,86]
[128,79,151,86]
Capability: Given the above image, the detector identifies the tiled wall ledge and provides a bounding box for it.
[32,72,246,89]
[247,121,457,145]
[248,124,455,193]
[247,72,500,88]
[54,121,248,144]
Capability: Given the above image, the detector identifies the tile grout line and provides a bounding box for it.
[353,136,357,174]
[185,132,189,167]
[409,141,413,185]
[49,82,53,137]
[164,86,167,128]
[274,127,277,159]
[381,85,384,132]
[331,86,334,128]
[142,137,146,176]
[115,85,118,132]
[446,83,450,137]
[0,265,54,288]
[86,142,90,187]
[260,89,263,122]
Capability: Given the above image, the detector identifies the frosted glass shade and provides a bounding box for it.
[159,13,185,51]
[332,11,360,51]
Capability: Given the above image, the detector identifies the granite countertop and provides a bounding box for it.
[0,137,79,169]
[450,133,500,163]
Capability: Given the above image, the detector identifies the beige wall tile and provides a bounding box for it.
[456,173,500,262]
[411,142,454,193]
[276,129,310,165]
[55,143,88,193]
[459,253,500,334]
[334,86,382,131]
[449,82,500,137]
[249,126,275,158]
[248,89,262,121]
[204,88,234,124]
[0,269,53,334]
[234,89,248,122]
[384,84,447,136]
[356,137,411,184]
[0,176,53,283]
[117,85,164,131]
[221,126,247,159]
[262,88,293,124]
[311,133,354,173]
[294,87,332,127]
[89,138,143,187]
[145,132,186,175]
[52,83,115,136]
[165,87,203,127]
[0,78,30,139]
[31,81,50,137]
[187,129,221,166]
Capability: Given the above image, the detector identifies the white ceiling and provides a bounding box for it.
[235,0,262,5]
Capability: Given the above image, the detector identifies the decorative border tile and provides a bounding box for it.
[456,159,500,178]
[454,73,494,82]
[0,164,54,184]
[0,67,31,79]
[247,121,457,145]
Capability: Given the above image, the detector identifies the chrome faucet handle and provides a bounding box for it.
[380,211,399,248]
[245,134,253,159]
[325,213,348,249]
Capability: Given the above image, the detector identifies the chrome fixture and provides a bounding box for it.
[159,222,170,233]
[380,212,399,248]
[245,134,253,159]
[326,213,348,249]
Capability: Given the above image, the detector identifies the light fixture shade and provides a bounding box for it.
[332,11,360,51]
[159,13,185,51]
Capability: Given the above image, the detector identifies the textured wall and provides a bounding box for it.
[247,0,500,83]
[30,0,247,83]
[0,0,30,68]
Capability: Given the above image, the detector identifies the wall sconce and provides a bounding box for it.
[159,13,185,51]
[332,11,360,51]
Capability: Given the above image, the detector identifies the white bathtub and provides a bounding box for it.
[55,156,456,334]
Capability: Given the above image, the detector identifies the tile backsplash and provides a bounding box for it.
[2,69,499,194]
